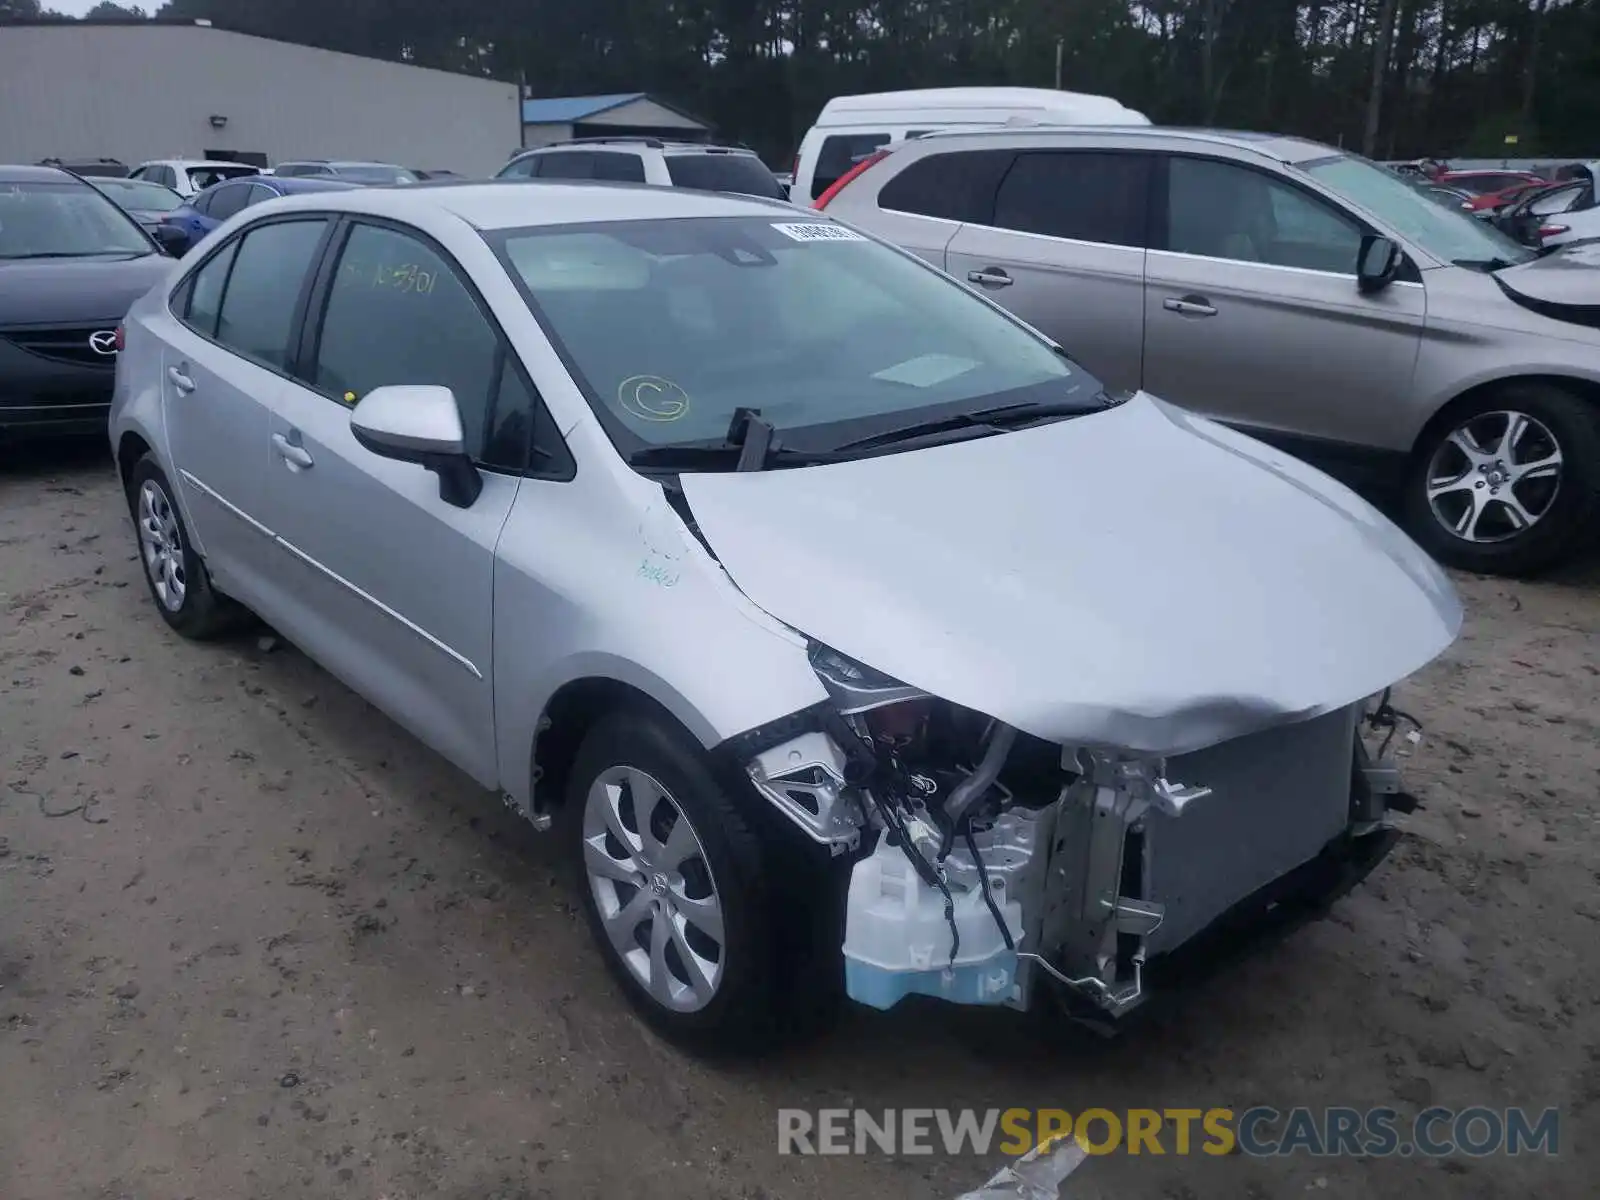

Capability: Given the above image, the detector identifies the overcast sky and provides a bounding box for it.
[54,1,131,15]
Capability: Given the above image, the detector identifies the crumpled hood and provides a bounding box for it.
[1494,240,1600,310]
[0,254,170,326]
[680,394,1462,756]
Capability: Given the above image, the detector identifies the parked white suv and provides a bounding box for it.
[497,138,786,200]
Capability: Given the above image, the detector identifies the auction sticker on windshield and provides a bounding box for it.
[771,222,866,242]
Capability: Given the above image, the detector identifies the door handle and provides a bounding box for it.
[1163,295,1218,317]
[967,268,1014,287]
[167,365,195,393]
[272,431,314,470]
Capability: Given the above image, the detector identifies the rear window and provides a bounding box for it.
[813,134,891,198]
[187,164,257,190]
[878,150,1016,223]
[664,153,785,199]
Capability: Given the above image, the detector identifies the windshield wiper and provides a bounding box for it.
[1451,256,1520,272]
[627,442,843,470]
[829,397,1102,454]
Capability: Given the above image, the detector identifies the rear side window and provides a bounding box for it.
[665,154,785,198]
[214,220,327,370]
[206,182,253,221]
[992,152,1150,248]
[536,152,596,180]
[813,133,891,197]
[878,149,1016,223]
[590,153,647,183]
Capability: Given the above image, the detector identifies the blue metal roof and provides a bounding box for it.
[520,93,646,125]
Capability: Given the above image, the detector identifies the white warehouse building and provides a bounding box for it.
[0,19,521,176]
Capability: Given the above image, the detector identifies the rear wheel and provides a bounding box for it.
[1402,384,1600,575]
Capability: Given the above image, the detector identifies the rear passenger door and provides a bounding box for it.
[944,151,1151,393]
[160,217,331,608]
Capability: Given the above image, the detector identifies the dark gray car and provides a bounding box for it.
[0,165,171,439]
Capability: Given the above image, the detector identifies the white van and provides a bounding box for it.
[791,86,1150,205]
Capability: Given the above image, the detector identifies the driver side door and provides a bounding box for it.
[255,219,532,785]
[1141,154,1426,454]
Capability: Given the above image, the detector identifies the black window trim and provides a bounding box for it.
[295,213,575,483]
[165,212,340,385]
[1151,152,1424,284]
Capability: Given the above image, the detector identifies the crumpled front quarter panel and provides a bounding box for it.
[490,435,828,806]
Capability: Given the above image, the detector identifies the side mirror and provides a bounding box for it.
[349,385,483,508]
[152,223,190,257]
[1357,233,1402,294]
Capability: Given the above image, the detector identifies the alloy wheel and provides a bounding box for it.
[581,765,726,1013]
[1425,409,1563,544]
[137,479,187,611]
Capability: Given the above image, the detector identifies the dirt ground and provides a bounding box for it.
[2,441,1597,1200]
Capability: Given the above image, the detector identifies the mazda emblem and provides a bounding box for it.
[89,330,119,356]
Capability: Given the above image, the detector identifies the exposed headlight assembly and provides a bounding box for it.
[806,642,929,715]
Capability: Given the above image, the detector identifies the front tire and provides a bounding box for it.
[1402,384,1600,575]
[565,709,807,1054]
[126,454,243,639]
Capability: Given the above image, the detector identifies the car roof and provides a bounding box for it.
[906,124,1341,164]
[265,177,364,193]
[144,158,256,169]
[260,179,791,231]
[0,163,78,183]
[520,139,757,156]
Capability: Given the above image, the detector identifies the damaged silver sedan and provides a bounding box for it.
[109,182,1462,1052]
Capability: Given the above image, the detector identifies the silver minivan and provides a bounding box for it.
[823,127,1600,575]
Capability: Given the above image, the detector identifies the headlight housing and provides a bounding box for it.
[807,641,929,715]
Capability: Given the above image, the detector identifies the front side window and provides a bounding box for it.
[813,133,890,197]
[1530,185,1584,217]
[1301,154,1534,270]
[993,152,1150,248]
[492,215,1097,454]
[0,180,152,259]
[312,224,500,459]
[214,220,327,369]
[1166,156,1361,272]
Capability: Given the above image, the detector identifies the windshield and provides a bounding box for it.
[89,177,184,212]
[336,165,418,185]
[490,215,1098,453]
[0,180,152,259]
[664,154,787,200]
[186,164,257,190]
[1302,155,1535,269]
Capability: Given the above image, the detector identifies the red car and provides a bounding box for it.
[1436,169,1548,212]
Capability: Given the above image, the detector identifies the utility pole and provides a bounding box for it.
[1055,39,1064,89]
